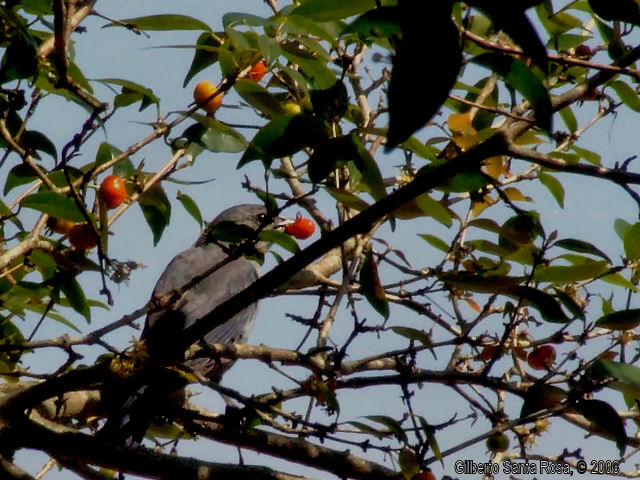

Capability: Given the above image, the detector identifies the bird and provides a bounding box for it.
[100,204,291,446]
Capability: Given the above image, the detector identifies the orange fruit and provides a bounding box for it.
[285,216,316,239]
[193,80,223,114]
[527,345,556,370]
[99,174,127,209]
[249,60,267,82]
[68,224,97,250]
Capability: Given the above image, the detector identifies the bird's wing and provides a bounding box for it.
[144,242,260,348]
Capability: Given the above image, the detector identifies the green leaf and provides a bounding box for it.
[419,417,442,459]
[554,238,611,262]
[414,194,452,227]
[609,80,640,112]
[596,308,640,331]
[359,246,389,319]
[601,273,638,291]
[623,222,640,260]
[538,171,564,208]
[507,285,570,323]
[97,78,159,108]
[348,421,387,439]
[342,7,401,42]
[558,105,577,132]
[365,415,407,443]
[290,0,376,22]
[588,0,640,24]
[418,233,450,253]
[258,229,300,254]
[58,276,91,323]
[21,191,86,222]
[281,50,336,90]
[191,115,248,153]
[308,135,359,184]
[234,78,284,118]
[310,80,349,122]
[22,130,57,159]
[535,260,609,284]
[176,191,203,227]
[387,3,461,147]
[325,187,370,211]
[222,12,268,28]
[138,184,171,246]
[4,163,38,195]
[398,448,419,479]
[183,32,223,87]
[576,399,627,456]
[107,14,211,32]
[473,53,552,132]
[238,113,328,167]
[389,326,433,347]
[0,36,38,84]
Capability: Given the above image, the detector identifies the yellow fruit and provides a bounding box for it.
[193,80,223,114]
[283,102,302,115]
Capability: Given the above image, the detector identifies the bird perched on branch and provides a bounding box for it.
[100,204,291,446]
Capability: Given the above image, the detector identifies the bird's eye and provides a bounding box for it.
[256,213,267,223]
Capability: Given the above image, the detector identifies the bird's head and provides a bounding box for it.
[197,204,294,255]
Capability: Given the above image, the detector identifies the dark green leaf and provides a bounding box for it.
[414,194,452,227]
[506,285,570,323]
[234,78,284,118]
[222,12,268,28]
[106,14,211,32]
[238,113,328,167]
[359,246,389,319]
[419,417,442,459]
[576,399,626,456]
[58,276,91,323]
[183,32,223,87]
[290,0,376,22]
[589,0,640,24]
[310,80,349,122]
[387,3,461,148]
[554,238,611,262]
[21,191,86,222]
[22,130,57,159]
[596,308,640,331]
[0,36,38,84]
[138,184,171,246]
[467,0,548,70]
[4,163,38,195]
[176,191,203,227]
[342,7,402,41]
[398,448,419,479]
[473,53,552,132]
[308,135,359,184]
[558,105,577,132]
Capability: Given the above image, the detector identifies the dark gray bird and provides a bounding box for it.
[101,204,290,445]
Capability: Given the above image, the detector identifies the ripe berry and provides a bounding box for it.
[99,174,127,209]
[249,60,267,82]
[68,224,97,250]
[527,345,557,370]
[285,216,316,239]
[193,80,223,114]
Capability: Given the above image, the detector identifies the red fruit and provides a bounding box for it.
[100,174,127,209]
[68,224,97,250]
[527,345,557,370]
[249,60,267,82]
[285,216,316,239]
